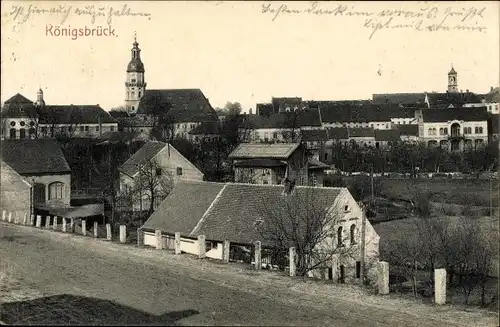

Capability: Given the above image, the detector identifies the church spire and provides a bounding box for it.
[125,33,147,113]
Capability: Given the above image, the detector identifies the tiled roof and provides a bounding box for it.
[108,110,130,118]
[37,105,117,124]
[396,124,419,136]
[484,87,500,103]
[3,93,33,104]
[308,158,329,170]
[427,92,483,108]
[326,127,349,140]
[271,97,303,110]
[0,160,31,191]
[228,143,301,160]
[374,129,401,142]
[119,141,167,177]
[320,103,415,123]
[421,107,489,122]
[306,100,372,109]
[195,183,342,245]
[142,181,225,236]
[143,181,343,246]
[348,127,375,138]
[256,103,274,116]
[0,139,71,175]
[300,129,328,142]
[372,93,427,105]
[241,110,321,129]
[135,89,218,123]
[96,131,150,144]
[233,159,287,168]
[116,116,154,127]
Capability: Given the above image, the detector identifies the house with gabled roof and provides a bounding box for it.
[1,139,71,209]
[140,180,380,283]
[117,140,204,212]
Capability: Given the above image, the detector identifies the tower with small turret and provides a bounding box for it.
[125,33,147,113]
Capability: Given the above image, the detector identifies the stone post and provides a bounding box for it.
[52,216,58,230]
[174,232,181,254]
[197,235,206,259]
[23,213,28,225]
[434,268,447,305]
[254,241,262,270]
[45,216,50,229]
[289,247,296,277]
[94,221,98,238]
[62,218,67,232]
[137,228,144,246]
[81,220,86,236]
[331,254,339,282]
[106,224,112,241]
[70,218,75,233]
[155,230,163,250]
[8,212,13,223]
[30,214,35,226]
[36,215,42,228]
[1,210,5,221]
[378,261,390,295]
[223,239,230,263]
[119,225,126,243]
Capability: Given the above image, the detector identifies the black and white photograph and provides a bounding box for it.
[0,1,499,326]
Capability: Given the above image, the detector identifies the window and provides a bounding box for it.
[337,226,343,247]
[85,126,89,131]
[10,121,16,127]
[19,129,26,139]
[41,127,47,134]
[80,126,84,131]
[176,167,183,176]
[20,121,25,127]
[350,224,356,244]
[263,180,269,185]
[263,168,270,175]
[155,168,162,176]
[131,78,136,83]
[478,127,483,134]
[443,128,448,135]
[30,121,35,127]
[273,132,278,139]
[324,153,328,161]
[49,182,64,200]
[439,128,444,135]
[344,205,349,212]
[9,128,16,139]
[29,128,35,137]
[61,127,66,134]
[110,126,115,132]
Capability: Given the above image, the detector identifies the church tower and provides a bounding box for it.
[447,65,458,93]
[34,87,45,108]
[125,33,147,113]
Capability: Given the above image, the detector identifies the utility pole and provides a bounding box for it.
[359,201,367,286]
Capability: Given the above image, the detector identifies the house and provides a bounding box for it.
[0,160,32,220]
[117,140,204,212]
[488,114,499,142]
[374,129,401,148]
[140,180,380,283]
[0,139,71,209]
[415,107,489,150]
[188,121,224,143]
[95,131,151,145]
[228,143,309,185]
[300,129,328,159]
[239,110,322,143]
[397,124,419,143]
[1,91,118,139]
[372,93,429,107]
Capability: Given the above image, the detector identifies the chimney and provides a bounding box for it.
[466,89,469,93]
[491,86,494,92]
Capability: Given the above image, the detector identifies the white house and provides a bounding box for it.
[117,140,204,212]
[140,180,380,283]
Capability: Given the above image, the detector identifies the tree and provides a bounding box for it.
[223,102,242,116]
[257,186,357,277]
[132,158,174,216]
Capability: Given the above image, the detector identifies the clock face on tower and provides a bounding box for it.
[450,77,455,83]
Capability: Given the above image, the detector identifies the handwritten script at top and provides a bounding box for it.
[9,3,152,29]
[261,2,488,39]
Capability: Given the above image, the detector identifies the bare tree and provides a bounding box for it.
[132,158,174,216]
[257,186,357,277]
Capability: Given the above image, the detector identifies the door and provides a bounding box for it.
[34,183,46,206]
[339,265,345,284]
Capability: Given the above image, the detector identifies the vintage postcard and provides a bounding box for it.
[0,1,499,326]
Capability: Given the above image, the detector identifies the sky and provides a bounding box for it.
[1,1,499,113]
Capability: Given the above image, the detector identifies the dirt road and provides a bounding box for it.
[0,223,497,326]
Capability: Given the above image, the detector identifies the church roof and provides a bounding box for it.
[3,93,33,104]
[449,67,457,74]
[135,89,218,122]
[37,105,118,124]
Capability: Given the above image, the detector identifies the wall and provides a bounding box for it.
[26,173,71,207]
[0,189,31,220]
[234,166,285,185]
[155,145,204,183]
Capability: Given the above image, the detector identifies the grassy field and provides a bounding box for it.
[343,177,499,207]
